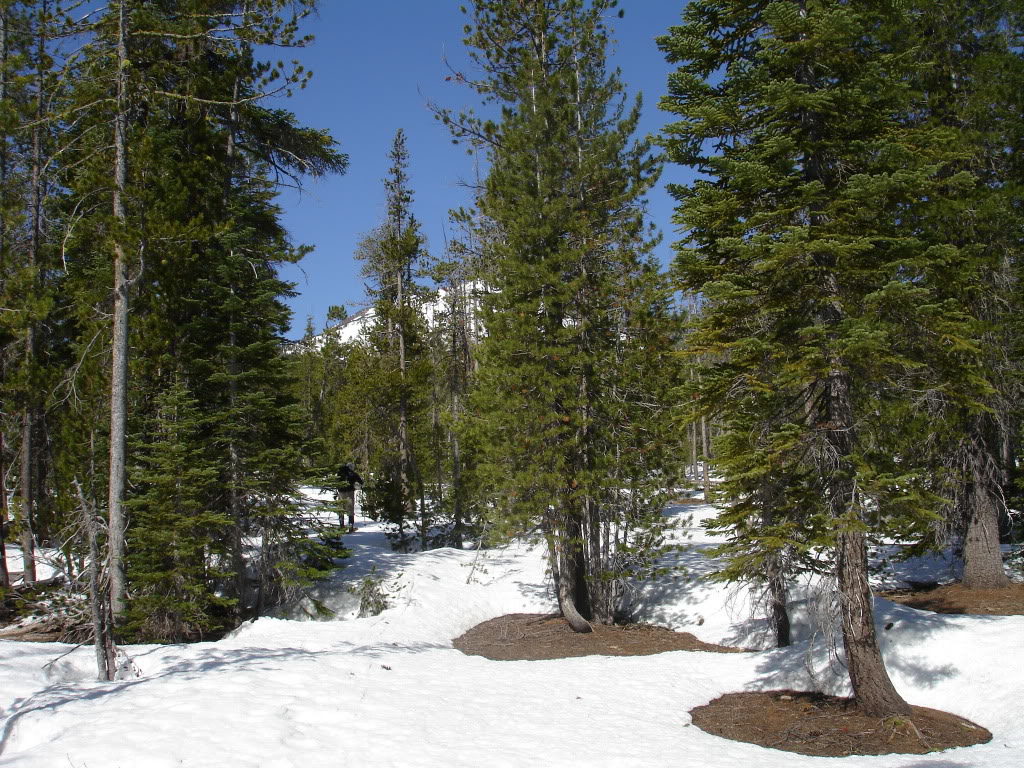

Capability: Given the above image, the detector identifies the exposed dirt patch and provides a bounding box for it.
[452,613,744,660]
[690,690,991,757]
[880,582,1024,615]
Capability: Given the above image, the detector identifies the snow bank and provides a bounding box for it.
[1,499,1020,767]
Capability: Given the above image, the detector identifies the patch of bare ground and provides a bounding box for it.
[452,613,744,660]
[880,582,1024,615]
[690,690,991,757]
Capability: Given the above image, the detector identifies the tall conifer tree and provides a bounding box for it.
[657,0,986,715]
[355,129,431,548]
[447,0,675,630]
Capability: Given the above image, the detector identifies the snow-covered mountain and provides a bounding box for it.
[294,283,487,352]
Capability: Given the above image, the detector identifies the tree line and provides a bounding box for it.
[292,0,1022,720]
[2,0,1020,714]
[0,0,345,667]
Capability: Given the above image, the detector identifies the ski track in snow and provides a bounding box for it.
[1,491,1021,767]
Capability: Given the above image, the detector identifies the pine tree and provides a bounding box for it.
[123,378,230,642]
[899,0,1021,588]
[657,0,993,715]
[354,129,433,549]
[50,0,344,637]
[447,0,674,630]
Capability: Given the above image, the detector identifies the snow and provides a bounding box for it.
[302,282,489,351]
[1,495,1022,767]
[3,547,58,585]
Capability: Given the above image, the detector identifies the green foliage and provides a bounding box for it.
[352,566,392,618]
[1,0,347,642]
[660,0,1021,606]
[123,380,233,642]
[447,0,683,622]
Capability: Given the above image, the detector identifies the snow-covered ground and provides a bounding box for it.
[1,493,1021,767]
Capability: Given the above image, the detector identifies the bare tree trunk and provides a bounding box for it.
[766,556,791,648]
[18,0,51,588]
[76,480,115,681]
[396,267,417,533]
[690,421,699,487]
[701,415,711,501]
[548,513,593,633]
[0,432,10,589]
[107,0,130,618]
[837,527,910,716]
[225,78,248,618]
[0,6,9,591]
[450,426,464,548]
[762,502,791,647]
[19,414,36,583]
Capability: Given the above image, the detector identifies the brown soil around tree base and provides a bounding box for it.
[690,690,992,757]
[879,581,1024,615]
[452,612,744,660]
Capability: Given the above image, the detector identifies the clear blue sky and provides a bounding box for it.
[274,1,691,339]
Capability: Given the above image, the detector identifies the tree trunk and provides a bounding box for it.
[767,556,791,648]
[107,0,130,618]
[701,415,711,501]
[690,421,699,487]
[961,442,1009,589]
[762,502,791,648]
[549,514,593,633]
[450,426,464,549]
[0,431,10,589]
[18,0,50,588]
[19,412,36,584]
[0,6,8,591]
[826,366,910,716]
[76,479,115,681]
[396,267,417,533]
[837,528,910,716]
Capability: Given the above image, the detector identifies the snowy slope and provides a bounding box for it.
[297,282,488,351]
[1,495,1021,767]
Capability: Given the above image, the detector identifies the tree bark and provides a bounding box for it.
[0,431,10,589]
[0,6,8,591]
[18,0,51,588]
[961,439,1010,589]
[19,412,36,584]
[762,502,791,648]
[701,415,712,501]
[550,513,593,633]
[107,0,130,618]
[837,527,910,716]
[76,480,115,681]
[225,80,248,619]
[826,366,910,716]
[767,555,791,648]
[690,421,699,487]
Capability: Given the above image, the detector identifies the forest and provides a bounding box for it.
[1,0,1022,762]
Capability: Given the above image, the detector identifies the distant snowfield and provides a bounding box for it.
[1,492,1021,767]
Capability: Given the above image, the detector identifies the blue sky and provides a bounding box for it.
[274,1,691,339]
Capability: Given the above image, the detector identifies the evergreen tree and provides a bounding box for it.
[657,0,994,715]
[899,0,1021,588]
[50,0,344,640]
[123,378,230,642]
[354,129,432,549]
[447,0,676,630]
